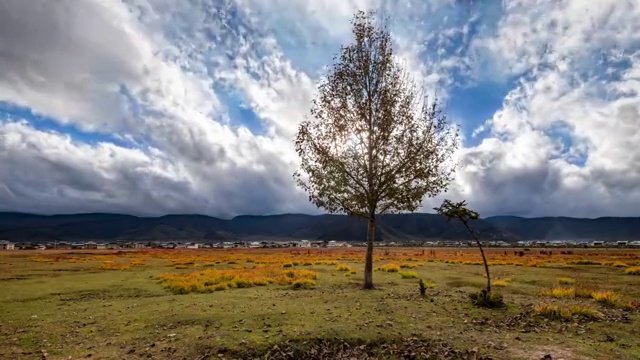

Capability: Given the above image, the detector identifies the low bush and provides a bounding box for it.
[282,263,294,268]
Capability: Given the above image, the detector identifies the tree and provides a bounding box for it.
[434,199,491,293]
[294,10,460,289]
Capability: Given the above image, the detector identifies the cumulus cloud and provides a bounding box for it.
[0,0,638,218]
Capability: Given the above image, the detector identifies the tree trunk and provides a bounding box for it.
[462,222,490,292]
[476,239,491,293]
[364,217,376,289]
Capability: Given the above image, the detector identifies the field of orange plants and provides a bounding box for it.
[25,247,640,271]
[18,247,640,296]
[2,246,640,360]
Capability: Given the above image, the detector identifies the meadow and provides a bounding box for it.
[1,247,639,360]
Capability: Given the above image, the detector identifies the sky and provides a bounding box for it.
[0,0,639,219]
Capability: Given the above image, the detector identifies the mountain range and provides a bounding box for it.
[0,212,639,243]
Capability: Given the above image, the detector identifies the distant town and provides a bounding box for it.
[2,239,640,251]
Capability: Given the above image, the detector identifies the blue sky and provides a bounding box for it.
[0,0,639,218]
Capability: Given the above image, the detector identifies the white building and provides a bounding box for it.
[299,240,311,248]
[0,241,15,250]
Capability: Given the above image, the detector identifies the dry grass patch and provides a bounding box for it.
[590,291,628,308]
[158,266,318,294]
[624,266,640,275]
[99,262,132,270]
[542,287,575,298]
[291,278,316,289]
[557,277,575,285]
[534,304,604,321]
[399,271,418,279]
[399,263,417,269]
[335,264,352,272]
[376,263,400,272]
[492,277,512,287]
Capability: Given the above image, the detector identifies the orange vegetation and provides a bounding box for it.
[157,266,318,294]
[25,247,640,271]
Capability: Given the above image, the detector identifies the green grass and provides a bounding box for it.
[1,250,639,360]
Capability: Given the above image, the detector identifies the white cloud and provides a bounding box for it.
[0,0,639,218]
[441,0,640,217]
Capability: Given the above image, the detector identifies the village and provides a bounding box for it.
[1,238,640,251]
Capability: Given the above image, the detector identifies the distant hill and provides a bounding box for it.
[0,212,638,243]
[484,216,640,241]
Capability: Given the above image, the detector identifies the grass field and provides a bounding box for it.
[1,247,639,360]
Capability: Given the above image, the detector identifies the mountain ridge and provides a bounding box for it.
[1,212,639,243]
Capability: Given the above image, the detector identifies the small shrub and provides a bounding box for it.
[349,270,357,275]
[542,287,575,298]
[469,290,505,308]
[399,271,418,279]
[399,263,417,269]
[557,277,575,285]
[624,267,640,275]
[291,279,316,289]
[335,264,352,272]
[282,263,294,268]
